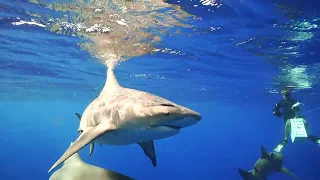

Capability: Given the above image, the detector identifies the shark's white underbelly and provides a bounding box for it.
[96,126,180,145]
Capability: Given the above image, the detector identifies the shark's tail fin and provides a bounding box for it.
[281,167,302,180]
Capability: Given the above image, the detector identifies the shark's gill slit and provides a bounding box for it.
[160,104,175,107]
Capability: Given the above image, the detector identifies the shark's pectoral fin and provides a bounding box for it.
[75,113,82,120]
[89,142,95,156]
[280,167,302,180]
[238,168,252,180]
[138,141,157,167]
[88,142,102,155]
[48,122,116,173]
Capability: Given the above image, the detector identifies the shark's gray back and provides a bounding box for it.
[49,164,133,180]
[49,152,134,180]
[253,158,275,177]
[106,87,178,110]
[253,153,283,177]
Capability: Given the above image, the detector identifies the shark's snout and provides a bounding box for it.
[183,108,202,121]
[145,103,202,128]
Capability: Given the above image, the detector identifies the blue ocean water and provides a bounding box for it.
[0,0,320,180]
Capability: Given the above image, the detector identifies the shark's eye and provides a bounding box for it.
[160,104,175,107]
[78,130,83,135]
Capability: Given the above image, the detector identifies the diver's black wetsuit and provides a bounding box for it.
[273,98,300,121]
[273,98,319,153]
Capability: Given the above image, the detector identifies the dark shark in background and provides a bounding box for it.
[238,146,302,180]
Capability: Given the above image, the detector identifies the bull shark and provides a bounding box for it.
[238,146,302,180]
[48,65,202,173]
[49,142,135,180]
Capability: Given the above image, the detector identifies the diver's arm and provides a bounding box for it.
[292,105,301,112]
[291,100,301,112]
[273,102,283,117]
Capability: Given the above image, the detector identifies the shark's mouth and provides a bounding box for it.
[150,125,180,130]
[96,124,181,146]
[167,117,200,128]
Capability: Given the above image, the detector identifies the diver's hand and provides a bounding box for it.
[273,111,282,117]
[292,102,303,109]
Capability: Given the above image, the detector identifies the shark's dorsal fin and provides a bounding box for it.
[260,146,270,159]
[270,152,275,159]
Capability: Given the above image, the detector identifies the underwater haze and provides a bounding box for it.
[1,0,320,180]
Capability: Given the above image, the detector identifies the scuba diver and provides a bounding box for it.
[273,87,320,152]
